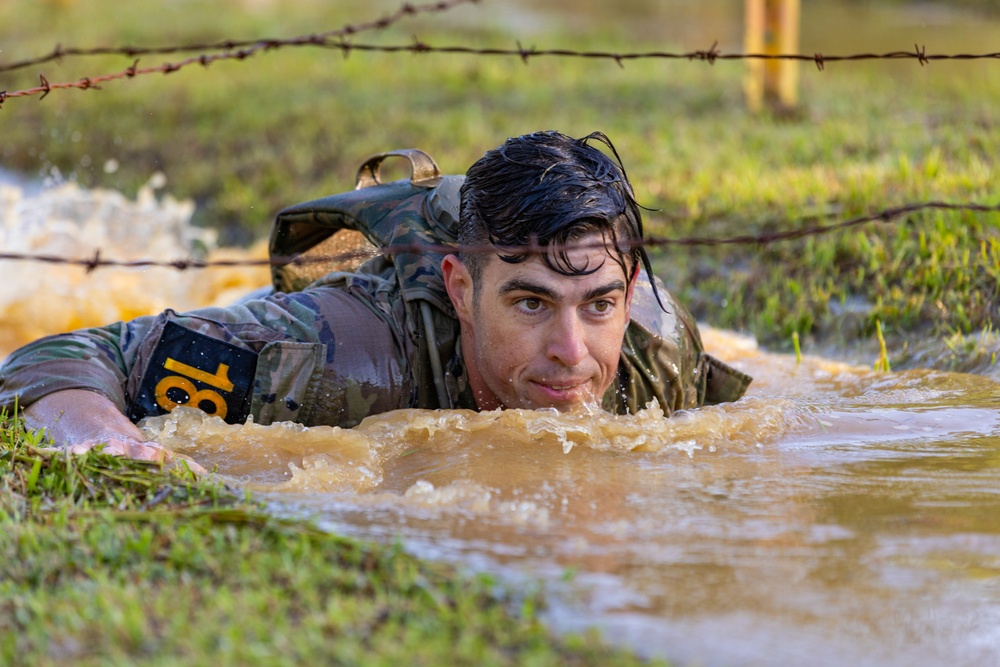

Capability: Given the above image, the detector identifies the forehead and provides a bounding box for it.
[479,238,630,291]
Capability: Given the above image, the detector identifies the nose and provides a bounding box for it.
[546,310,589,367]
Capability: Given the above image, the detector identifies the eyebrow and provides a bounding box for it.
[498,278,626,302]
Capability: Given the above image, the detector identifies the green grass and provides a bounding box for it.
[0,409,660,666]
[0,0,997,358]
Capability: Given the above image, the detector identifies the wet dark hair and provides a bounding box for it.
[459,130,659,305]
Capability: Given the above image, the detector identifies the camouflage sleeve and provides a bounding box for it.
[0,319,151,415]
[0,272,413,428]
[699,352,752,406]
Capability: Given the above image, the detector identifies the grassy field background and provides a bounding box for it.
[1,0,999,367]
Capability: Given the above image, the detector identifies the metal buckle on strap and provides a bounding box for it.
[355,148,443,190]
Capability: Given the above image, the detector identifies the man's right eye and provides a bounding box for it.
[517,297,543,312]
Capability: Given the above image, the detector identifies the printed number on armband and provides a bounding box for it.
[154,358,234,419]
[128,321,257,424]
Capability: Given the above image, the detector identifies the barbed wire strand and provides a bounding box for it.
[0,201,996,274]
[3,38,999,107]
[0,0,477,74]
[316,40,1000,67]
[0,0,476,106]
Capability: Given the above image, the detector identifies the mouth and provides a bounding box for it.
[528,378,593,405]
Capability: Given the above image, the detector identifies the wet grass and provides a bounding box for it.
[0,408,661,666]
[1,0,998,366]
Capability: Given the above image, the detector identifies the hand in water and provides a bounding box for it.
[24,389,208,475]
[52,437,207,475]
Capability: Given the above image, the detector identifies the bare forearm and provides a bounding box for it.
[21,389,204,473]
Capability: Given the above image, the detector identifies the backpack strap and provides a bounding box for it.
[419,301,450,407]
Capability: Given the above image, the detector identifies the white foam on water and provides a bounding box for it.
[0,179,269,358]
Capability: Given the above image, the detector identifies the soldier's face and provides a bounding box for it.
[442,236,634,411]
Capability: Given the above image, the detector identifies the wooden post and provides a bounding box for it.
[744,0,800,112]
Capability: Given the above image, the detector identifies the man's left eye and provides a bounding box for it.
[590,300,612,313]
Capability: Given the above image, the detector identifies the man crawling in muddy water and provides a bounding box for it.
[0,130,751,468]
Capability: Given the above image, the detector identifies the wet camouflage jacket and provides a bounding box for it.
[0,165,751,428]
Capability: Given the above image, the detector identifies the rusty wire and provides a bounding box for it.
[1,201,996,274]
[3,33,1000,106]
[0,0,477,106]
[0,0,478,75]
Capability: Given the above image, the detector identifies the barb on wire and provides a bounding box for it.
[691,41,720,65]
[1,201,996,273]
[38,74,52,100]
[0,0,477,75]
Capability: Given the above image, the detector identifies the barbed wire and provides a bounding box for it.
[0,0,478,75]
[0,201,996,274]
[314,40,1000,70]
[3,34,999,107]
[0,0,476,106]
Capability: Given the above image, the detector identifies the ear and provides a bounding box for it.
[441,255,475,323]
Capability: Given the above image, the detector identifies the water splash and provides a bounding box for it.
[0,179,269,358]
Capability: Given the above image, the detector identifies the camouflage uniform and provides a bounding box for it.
[0,175,750,428]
